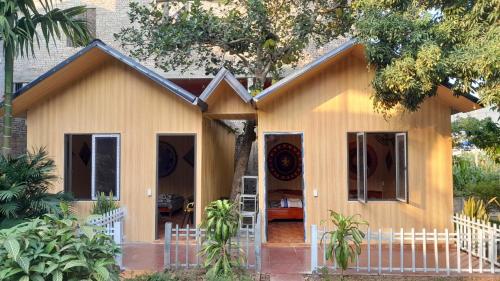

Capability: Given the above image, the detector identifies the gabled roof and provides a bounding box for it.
[253,39,480,112]
[10,39,207,113]
[199,67,252,103]
[254,39,358,102]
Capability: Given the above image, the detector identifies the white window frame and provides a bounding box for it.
[395,133,408,203]
[91,134,120,200]
[356,132,367,203]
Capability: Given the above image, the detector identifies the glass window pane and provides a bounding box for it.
[93,136,119,199]
[357,133,366,203]
[396,134,407,202]
[64,134,92,200]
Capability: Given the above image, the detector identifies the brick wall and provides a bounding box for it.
[0,117,27,157]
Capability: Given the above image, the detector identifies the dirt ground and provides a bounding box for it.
[304,274,500,281]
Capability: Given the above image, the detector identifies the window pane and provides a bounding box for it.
[396,133,407,202]
[93,136,119,198]
[64,134,92,200]
[347,133,358,199]
[357,133,366,202]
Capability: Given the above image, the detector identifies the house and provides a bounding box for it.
[4,39,479,243]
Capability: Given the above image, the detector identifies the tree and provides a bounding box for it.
[116,0,353,199]
[1,0,91,156]
[353,0,499,114]
[452,116,500,162]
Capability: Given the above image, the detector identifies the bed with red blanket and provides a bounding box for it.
[267,189,304,221]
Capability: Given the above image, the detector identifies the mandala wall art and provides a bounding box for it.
[158,141,177,177]
[267,143,302,181]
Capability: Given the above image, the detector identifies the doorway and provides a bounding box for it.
[264,133,305,243]
[155,134,196,239]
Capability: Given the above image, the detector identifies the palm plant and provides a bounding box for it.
[0,148,71,228]
[462,197,500,222]
[91,191,119,215]
[1,0,90,155]
[200,199,241,279]
[321,211,367,277]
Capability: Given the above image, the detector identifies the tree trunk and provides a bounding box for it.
[2,43,14,156]
[230,119,256,200]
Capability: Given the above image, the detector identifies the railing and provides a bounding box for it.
[164,213,261,271]
[453,213,500,267]
[311,215,499,275]
[88,207,125,268]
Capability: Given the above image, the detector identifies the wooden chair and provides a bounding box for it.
[182,202,194,227]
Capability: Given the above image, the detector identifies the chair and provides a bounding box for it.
[182,202,194,227]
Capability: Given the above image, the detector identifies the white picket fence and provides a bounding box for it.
[311,214,499,275]
[88,207,125,268]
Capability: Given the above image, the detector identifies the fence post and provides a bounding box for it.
[311,224,318,273]
[164,222,172,269]
[114,221,123,269]
[254,213,262,272]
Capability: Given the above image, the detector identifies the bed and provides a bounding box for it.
[157,194,185,217]
[267,189,304,222]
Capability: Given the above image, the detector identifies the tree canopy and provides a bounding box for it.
[452,116,500,162]
[353,0,499,113]
[115,0,352,90]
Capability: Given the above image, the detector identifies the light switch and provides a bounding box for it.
[313,189,318,197]
[147,188,152,197]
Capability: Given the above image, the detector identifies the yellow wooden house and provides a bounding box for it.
[5,39,478,243]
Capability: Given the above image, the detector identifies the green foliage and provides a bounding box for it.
[91,192,119,215]
[452,153,500,197]
[353,0,500,113]
[115,0,352,90]
[321,211,367,274]
[1,0,91,154]
[452,117,500,162]
[124,269,253,281]
[200,199,241,279]
[462,197,499,222]
[0,148,72,229]
[0,212,120,281]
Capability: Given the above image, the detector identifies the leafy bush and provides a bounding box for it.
[462,197,500,222]
[200,199,241,279]
[92,192,119,215]
[0,148,72,229]
[453,153,500,197]
[0,210,120,281]
[321,211,367,275]
[124,269,253,281]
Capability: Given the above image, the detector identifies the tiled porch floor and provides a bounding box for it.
[267,221,305,243]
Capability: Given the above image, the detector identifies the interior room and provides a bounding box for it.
[156,135,195,239]
[265,134,305,243]
[347,133,398,200]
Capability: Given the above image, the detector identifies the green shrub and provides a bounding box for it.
[0,148,72,229]
[91,192,119,215]
[462,197,500,222]
[453,153,500,197]
[200,199,241,279]
[322,211,367,276]
[0,210,120,281]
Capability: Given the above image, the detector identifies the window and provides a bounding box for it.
[348,132,408,202]
[67,8,96,47]
[64,134,120,200]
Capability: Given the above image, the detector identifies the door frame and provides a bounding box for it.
[155,133,197,240]
[263,132,306,243]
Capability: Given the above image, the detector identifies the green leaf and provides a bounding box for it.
[16,256,30,273]
[52,270,63,281]
[3,238,20,260]
[62,260,88,271]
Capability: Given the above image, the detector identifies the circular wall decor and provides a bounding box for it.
[267,143,302,181]
[158,142,177,177]
[348,142,378,180]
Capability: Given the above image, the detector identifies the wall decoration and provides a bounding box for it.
[158,141,177,177]
[79,142,91,166]
[348,142,378,180]
[183,146,195,167]
[267,143,302,181]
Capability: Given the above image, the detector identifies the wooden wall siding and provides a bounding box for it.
[203,80,256,120]
[257,54,453,242]
[26,58,203,242]
[201,118,235,211]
